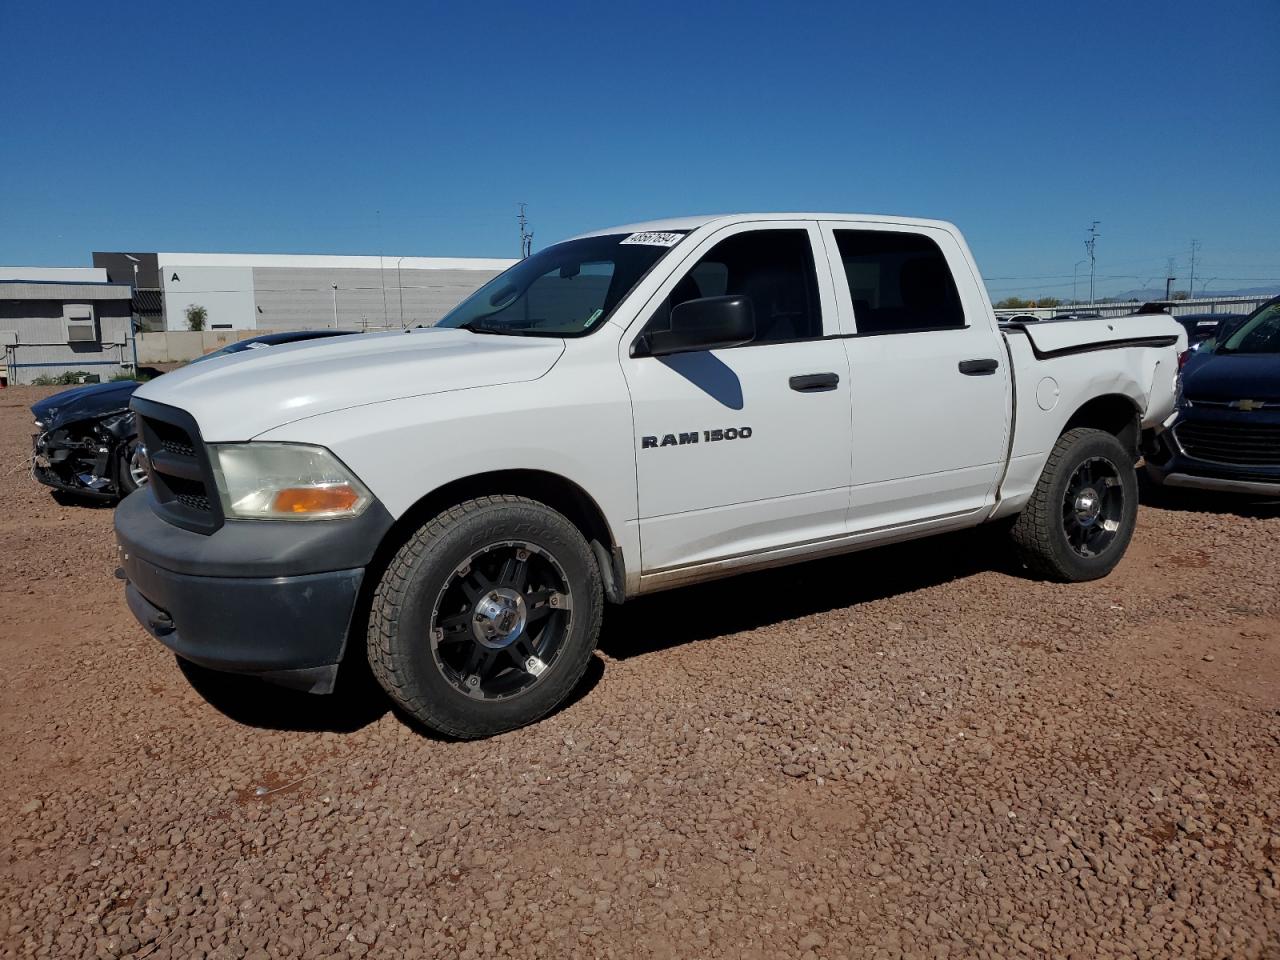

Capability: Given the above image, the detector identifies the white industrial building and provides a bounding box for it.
[95,251,515,332]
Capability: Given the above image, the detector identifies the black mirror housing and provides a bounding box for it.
[640,295,755,357]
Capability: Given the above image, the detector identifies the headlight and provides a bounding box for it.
[208,443,372,520]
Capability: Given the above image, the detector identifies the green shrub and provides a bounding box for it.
[31,370,98,386]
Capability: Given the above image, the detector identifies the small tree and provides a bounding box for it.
[1035,297,1061,308]
[995,296,1031,309]
[185,304,208,331]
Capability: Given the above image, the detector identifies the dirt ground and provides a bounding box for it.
[2,384,1278,960]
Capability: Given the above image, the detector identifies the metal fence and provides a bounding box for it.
[994,294,1274,321]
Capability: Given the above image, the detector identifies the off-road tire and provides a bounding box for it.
[1010,427,1138,582]
[367,495,603,738]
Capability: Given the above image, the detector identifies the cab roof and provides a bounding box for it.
[570,212,960,240]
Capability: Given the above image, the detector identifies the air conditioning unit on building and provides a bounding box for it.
[64,304,98,342]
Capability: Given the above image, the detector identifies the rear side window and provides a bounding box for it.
[645,229,823,344]
[834,230,966,334]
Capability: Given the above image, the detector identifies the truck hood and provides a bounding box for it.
[1182,351,1280,404]
[133,327,566,440]
[32,379,140,429]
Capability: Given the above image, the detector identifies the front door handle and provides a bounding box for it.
[958,358,999,376]
[789,372,840,392]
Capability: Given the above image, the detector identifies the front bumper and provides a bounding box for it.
[1149,471,1280,496]
[115,488,395,693]
[31,431,119,499]
[1146,411,1280,497]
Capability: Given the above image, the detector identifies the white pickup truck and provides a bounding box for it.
[116,214,1185,737]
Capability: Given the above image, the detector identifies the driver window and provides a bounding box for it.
[644,229,822,344]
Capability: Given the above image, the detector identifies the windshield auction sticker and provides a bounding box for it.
[620,232,683,247]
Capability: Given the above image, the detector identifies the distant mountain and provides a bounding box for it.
[1094,284,1280,303]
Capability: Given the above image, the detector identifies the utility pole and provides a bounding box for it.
[1165,257,1177,301]
[377,210,389,327]
[1073,259,1087,304]
[1188,239,1200,299]
[396,255,407,328]
[518,203,534,259]
[1085,221,1100,305]
[126,255,141,370]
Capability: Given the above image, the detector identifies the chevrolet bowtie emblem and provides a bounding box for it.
[1230,399,1265,411]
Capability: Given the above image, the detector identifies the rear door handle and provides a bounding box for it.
[958,358,999,376]
[789,372,840,392]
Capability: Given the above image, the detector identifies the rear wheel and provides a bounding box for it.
[1010,427,1138,581]
[367,495,603,738]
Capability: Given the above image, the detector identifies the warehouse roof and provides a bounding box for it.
[155,252,516,271]
[0,281,134,300]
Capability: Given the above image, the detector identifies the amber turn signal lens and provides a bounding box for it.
[272,485,361,514]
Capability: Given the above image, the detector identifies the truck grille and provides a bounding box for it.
[1175,421,1280,466]
[132,399,224,534]
[148,419,197,458]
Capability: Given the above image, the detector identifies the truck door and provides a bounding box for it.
[819,222,1010,532]
[621,222,853,575]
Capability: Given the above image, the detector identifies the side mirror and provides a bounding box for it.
[638,295,755,357]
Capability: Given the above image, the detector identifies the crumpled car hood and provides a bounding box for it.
[31,380,139,430]
[133,327,566,441]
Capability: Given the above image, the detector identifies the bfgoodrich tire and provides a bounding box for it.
[1010,427,1139,582]
[366,495,603,739]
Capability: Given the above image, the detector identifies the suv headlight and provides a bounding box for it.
[208,443,372,520]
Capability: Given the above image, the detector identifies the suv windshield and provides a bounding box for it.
[437,232,686,337]
[1219,300,1280,355]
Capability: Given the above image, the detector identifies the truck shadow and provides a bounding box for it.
[177,657,391,734]
[599,526,1020,661]
[181,527,1028,734]
[177,642,607,739]
[1138,469,1280,519]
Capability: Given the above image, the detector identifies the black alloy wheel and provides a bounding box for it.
[429,541,572,701]
[1060,456,1124,558]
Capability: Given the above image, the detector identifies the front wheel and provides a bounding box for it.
[1010,427,1139,582]
[118,439,149,496]
[367,495,603,738]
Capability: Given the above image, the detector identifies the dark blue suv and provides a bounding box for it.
[1147,296,1280,496]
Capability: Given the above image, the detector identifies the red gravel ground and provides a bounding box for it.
[2,385,1278,959]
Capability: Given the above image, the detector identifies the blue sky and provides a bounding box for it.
[2,0,1277,300]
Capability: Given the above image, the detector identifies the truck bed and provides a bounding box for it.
[1000,314,1182,359]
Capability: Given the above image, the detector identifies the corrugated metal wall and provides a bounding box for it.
[251,267,504,330]
[0,296,133,384]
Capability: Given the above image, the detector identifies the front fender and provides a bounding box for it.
[255,362,641,580]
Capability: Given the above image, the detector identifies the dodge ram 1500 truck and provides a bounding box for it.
[115,214,1185,738]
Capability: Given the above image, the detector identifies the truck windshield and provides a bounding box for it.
[1218,300,1280,355]
[437,233,686,337]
